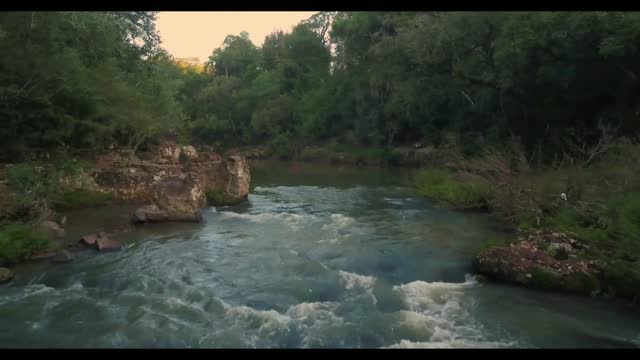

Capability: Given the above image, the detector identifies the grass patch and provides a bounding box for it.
[48,190,114,211]
[414,169,492,209]
[0,224,51,265]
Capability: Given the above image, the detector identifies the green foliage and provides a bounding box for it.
[48,190,114,211]
[0,12,182,160]
[0,224,50,265]
[414,169,492,209]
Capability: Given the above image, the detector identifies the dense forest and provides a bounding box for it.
[1,11,640,301]
[3,11,640,163]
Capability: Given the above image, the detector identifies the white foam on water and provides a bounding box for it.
[224,304,291,334]
[389,275,514,348]
[338,270,378,305]
[321,213,355,231]
[318,238,340,244]
[218,211,309,230]
[338,270,376,290]
[384,339,516,348]
[219,300,345,347]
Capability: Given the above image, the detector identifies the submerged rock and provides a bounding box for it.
[0,267,14,284]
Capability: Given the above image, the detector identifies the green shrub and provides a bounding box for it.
[0,224,50,265]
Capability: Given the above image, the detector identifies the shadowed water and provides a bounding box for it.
[0,161,638,348]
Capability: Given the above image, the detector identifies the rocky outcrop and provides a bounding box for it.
[132,173,206,223]
[0,267,14,284]
[202,156,250,206]
[473,230,601,295]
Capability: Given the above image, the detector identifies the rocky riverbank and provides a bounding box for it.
[0,141,251,274]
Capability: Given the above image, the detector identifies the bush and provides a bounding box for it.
[414,169,492,209]
[0,224,50,265]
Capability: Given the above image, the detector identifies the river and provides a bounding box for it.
[0,161,639,348]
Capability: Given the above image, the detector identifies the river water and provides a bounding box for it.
[0,161,639,348]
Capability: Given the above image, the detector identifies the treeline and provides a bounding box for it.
[2,11,640,163]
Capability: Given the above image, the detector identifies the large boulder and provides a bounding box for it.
[154,174,206,221]
[133,173,206,223]
[203,156,250,206]
[0,267,14,284]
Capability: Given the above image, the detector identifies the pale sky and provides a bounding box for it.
[156,12,319,63]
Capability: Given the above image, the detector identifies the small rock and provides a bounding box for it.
[526,273,532,278]
[80,234,99,246]
[52,250,74,264]
[96,236,122,251]
[0,267,14,284]
[129,168,136,174]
